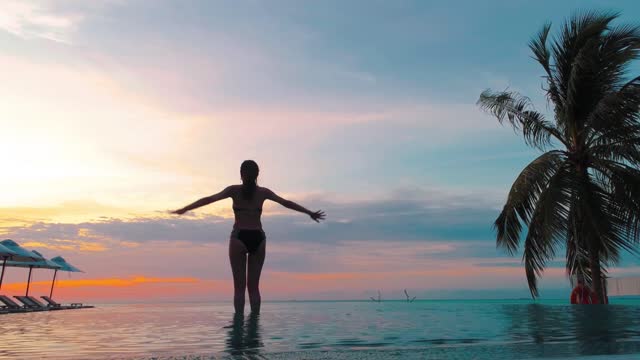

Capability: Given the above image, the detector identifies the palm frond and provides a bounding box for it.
[566,186,590,280]
[551,11,619,133]
[587,75,640,146]
[529,23,563,108]
[595,25,640,92]
[578,173,638,265]
[495,151,566,254]
[478,90,567,149]
[523,163,573,297]
[552,11,618,96]
[590,140,640,166]
[572,27,640,138]
[565,219,590,281]
[565,36,602,131]
[591,160,640,247]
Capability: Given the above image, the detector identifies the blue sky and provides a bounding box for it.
[0,0,639,301]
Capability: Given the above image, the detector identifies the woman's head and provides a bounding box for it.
[240,160,259,200]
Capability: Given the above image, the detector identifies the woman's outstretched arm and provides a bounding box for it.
[172,186,233,215]
[265,188,326,222]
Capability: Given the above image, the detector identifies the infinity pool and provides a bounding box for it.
[1,299,640,359]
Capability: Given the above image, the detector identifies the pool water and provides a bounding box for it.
[1,299,640,359]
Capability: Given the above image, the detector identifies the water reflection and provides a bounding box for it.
[571,305,635,355]
[225,312,264,358]
[3,302,640,359]
[503,304,640,357]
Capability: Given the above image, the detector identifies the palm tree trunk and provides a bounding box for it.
[589,243,605,304]
[576,164,606,304]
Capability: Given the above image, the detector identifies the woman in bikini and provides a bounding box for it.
[172,160,326,314]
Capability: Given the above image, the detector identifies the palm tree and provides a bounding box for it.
[477,11,640,302]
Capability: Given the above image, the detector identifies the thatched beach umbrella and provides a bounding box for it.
[49,256,83,299]
[0,239,40,290]
[5,250,61,296]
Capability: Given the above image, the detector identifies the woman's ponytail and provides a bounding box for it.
[240,160,259,200]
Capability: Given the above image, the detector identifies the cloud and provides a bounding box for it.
[3,187,635,298]
[473,259,568,269]
[0,188,515,289]
[0,51,507,215]
[21,240,107,252]
[0,200,132,227]
[1,3,517,211]
[0,0,122,43]
[0,1,77,43]
[1,187,501,248]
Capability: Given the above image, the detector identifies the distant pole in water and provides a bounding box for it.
[370,290,382,302]
[404,289,416,303]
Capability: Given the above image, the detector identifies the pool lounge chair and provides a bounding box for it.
[14,296,49,311]
[0,295,33,312]
[27,296,65,310]
[38,296,72,309]
[0,300,9,314]
[41,296,93,309]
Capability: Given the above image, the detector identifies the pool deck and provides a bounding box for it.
[0,305,94,314]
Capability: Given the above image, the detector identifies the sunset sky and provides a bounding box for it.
[1,0,640,302]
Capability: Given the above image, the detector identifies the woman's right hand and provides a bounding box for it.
[309,210,326,223]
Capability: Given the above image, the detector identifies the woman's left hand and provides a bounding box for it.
[309,210,326,223]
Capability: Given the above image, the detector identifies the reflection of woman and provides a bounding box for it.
[226,313,263,355]
[172,160,326,314]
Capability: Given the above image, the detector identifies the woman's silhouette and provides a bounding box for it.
[172,160,326,314]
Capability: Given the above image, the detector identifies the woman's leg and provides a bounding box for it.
[247,239,266,313]
[229,237,247,314]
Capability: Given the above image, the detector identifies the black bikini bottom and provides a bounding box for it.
[232,229,265,254]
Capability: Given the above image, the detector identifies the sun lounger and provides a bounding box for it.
[27,296,65,310]
[39,296,77,309]
[40,296,84,309]
[0,301,9,314]
[26,296,47,307]
[0,295,33,312]
[40,296,61,308]
[14,296,49,311]
[40,296,93,309]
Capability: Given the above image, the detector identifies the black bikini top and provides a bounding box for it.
[233,206,263,214]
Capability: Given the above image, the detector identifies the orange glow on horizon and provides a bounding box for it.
[2,275,200,291]
[0,265,589,302]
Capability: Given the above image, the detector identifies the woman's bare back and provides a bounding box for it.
[230,185,268,230]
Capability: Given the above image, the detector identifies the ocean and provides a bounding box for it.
[1,299,640,359]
